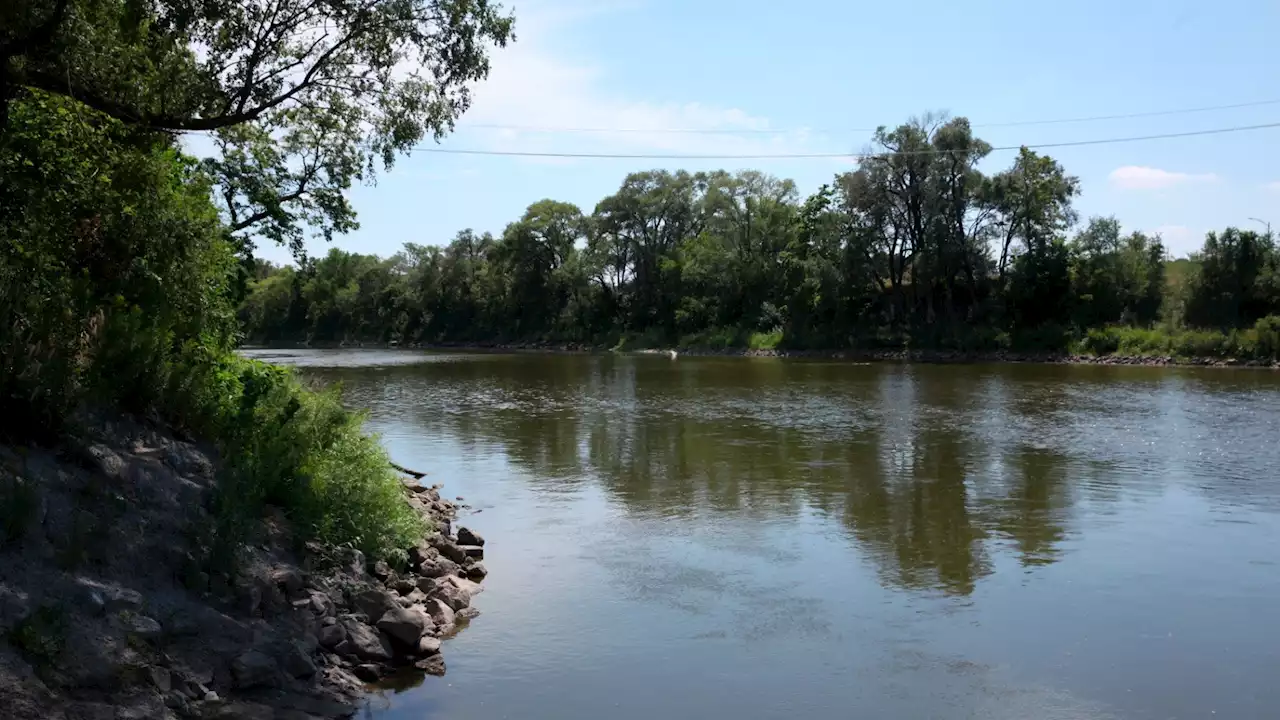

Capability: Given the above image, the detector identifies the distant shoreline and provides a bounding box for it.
[240,342,1280,369]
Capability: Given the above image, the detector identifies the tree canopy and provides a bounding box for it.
[3,0,515,252]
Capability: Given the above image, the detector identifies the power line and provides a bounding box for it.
[453,98,1280,136]
[410,120,1280,160]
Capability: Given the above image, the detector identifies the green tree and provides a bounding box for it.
[5,0,515,252]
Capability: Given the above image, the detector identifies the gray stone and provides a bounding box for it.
[352,589,398,620]
[425,598,455,628]
[456,606,480,622]
[458,545,484,559]
[417,557,459,579]
[375,605,431,647]
[81,443,126,481]
[338,619,392,661]
[163,691,188,712]
[317,623,346,648]
[281,642,317,678]
[322,616,338,627]
[466,562,488,580]
[417,635,442,656]
[427,579,471,612]
[407,545,435,569]
[414,654,446,676]
[272,568,305,594]
[102,586,143,613]
[456,526,485,547]
[431,537,468,564]
[308,590,335,617]
[337,547,366,577]
[117,613,163,641]
[148,666,172,693]
[231,649,279,689]
[353,664,381,683]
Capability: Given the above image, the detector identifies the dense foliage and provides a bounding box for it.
[4,0,514,254]
[238,119,1280,359]
[2,0,516,562]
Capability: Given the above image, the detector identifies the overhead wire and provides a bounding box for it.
[408,120,1280,160]
[451,98,1280,136]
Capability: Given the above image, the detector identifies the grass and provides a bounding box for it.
[1074,316,1280,362]
[172,352,427,567]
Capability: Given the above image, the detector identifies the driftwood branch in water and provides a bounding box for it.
[391,461,427,478]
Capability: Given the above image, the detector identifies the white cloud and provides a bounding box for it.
[1108,166,1219,190]
[1264,181,1280,193]
[443,0,820,161]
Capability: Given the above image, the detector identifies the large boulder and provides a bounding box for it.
[336,619,392,661]
[424,598,456,629]
[431,536,468,565]
[427,579,471,612]
[317,623,346,648]
[352,589,399,621]
[456,527,485,547]
[231,650,279,689]
[374,605,432,647]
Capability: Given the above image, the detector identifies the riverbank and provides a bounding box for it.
[244,341,1280,369]
[0,414,488,719]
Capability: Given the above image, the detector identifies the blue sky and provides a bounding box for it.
[253,0,1280,264]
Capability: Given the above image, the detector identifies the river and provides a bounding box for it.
[245,349,1280,720]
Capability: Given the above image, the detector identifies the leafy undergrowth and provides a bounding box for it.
[1075,316,1280,361]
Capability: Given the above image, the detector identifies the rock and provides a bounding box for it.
[148,666,172,693]
[81,443,126,481]
[322,616,338,626]
[272,567,305,594]
[407,545,435,569]
[352,589,399,620]
[308,590,335,617]
[466,562,488,580]
[338,619,392,661]
[427,580,471,612]
[337,548,366,577]
[456,607,480,622]
[417,557,459,579]
[458,545,484,559]
[371,560,392,581]
[353,664,381,683]
[231,650,279,689]
[392,578,417,595]
[414,655,446,676]
[424,598,456,628]
[163,691,188,712]
[281,642,317,678]
[417,636,442,656]
[102,586,144,613]
[317,623,346,648]
[375,605,432,647]
[443,575,485,596]
[117,612,163,641]
[456,527,485,546]
[431,537,468,565]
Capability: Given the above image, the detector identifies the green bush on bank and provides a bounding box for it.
[182,354,426,566]
[1075,316,1280,361]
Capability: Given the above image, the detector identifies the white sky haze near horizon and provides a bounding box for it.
[248,0,1280,264]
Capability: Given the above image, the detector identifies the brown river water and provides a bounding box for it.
[244,349,1280,720]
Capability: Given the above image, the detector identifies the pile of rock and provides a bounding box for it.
[310,505,488,687]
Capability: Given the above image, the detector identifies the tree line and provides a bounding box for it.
[239,118,1280,357]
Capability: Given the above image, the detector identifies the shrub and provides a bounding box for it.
[1254,315,1280,360]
